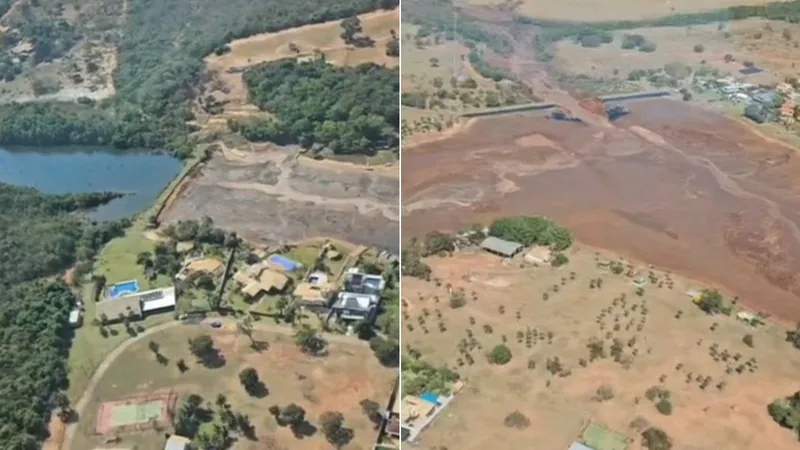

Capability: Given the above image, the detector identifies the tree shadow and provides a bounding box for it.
[156,354,170,366]
[291,421,317,439]
[199,351,226,369]
[246,382,269,399]
[250,340,269,353]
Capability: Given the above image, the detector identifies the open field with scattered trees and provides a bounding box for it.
[401,218,800,449]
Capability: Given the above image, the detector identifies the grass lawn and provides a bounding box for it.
[582,423,630,450]
[67,281,174,400]
[68,155,202,401]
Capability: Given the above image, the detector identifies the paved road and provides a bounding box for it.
[63,317,368,450]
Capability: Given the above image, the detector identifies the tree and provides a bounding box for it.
[319,411,354,448]
[195,274,215,291]
[239,367,264,396]
[656,399,673,415]
[188,334,216,361]
[369,336,399,367]
[696,289,724,313]
[743,334,754,347]
[354,320,375,340]
[148,340,160,355]
[359,399,382,426]
[642,427,672,450]
[595,385,615,402]
[385,37,399,57]
[279,403,306,430]
[237,315,254,344]
[489,216,572,250]
[693,43,705,52]
[488,344,512,365]
[423,231,455,256]
[294,325,327,355]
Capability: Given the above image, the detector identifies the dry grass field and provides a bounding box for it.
[402,247,800,450]
[71,323,395,450]
[459,0,779,22]
[197,9,398,133]
[400,23,535,139]
[552,18,800,86]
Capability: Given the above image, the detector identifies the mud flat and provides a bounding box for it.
[163,146,399,251]
[402,98,800,322]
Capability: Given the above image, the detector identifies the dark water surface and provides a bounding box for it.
[0,146,182,221]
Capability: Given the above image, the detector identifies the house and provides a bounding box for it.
[69,309,83,328]
[568,443,596,450]
[524,245,552,264]
[331,291,380,322]
[480,236,524,258]
[95,286,177,323]
[164,435,191,450]
[294,272,334,309]
[176,257,224,281]
[344,268,385,295]
[234,264,290,300]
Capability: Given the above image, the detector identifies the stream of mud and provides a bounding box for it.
[403,98,800,322]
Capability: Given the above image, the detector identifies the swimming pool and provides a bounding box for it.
[109,280,141,298]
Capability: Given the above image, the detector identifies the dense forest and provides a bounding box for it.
[0,282,77,450]
[236,59,399,155]
[0,183,128,449]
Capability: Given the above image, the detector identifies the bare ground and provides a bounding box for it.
[71,323,395,450]
[161,143,399,251]
[403,248,800,450]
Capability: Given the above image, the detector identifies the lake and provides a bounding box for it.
[0,146,183,221]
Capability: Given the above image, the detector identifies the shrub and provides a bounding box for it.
[693,44,705,53]
[639,41,658,53]
[503,410,530,429]
[488,344,512,365]
[656,399,673,415]
[449,292,466,309]
[642,427,672,450]
[595,385,615,402]
[743,334,754,347]
[551,253,569,267]
[580,35,603,48]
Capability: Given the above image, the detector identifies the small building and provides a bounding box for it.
[401,395,437,431]
[480,236,524,258]
[568,443,596,450]
[164,435,191,450]
[69,309,83,328]
[524,245,552,264]
[175,241,196,254]
[344,268,385,295]
[331,291,380,322]
[176,258,223,281]
[234,264,290,300]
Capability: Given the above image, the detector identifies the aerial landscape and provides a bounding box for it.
[400,0,800,449]
[0,1,400,450]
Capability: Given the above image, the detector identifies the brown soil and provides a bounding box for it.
[403,98,800,323]
[403,248,800,450]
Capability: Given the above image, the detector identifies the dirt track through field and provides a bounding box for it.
[403,97,800,323]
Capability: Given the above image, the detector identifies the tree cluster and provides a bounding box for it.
[488,215,573,251]
[402,354,458,396]
[237,59,398,155]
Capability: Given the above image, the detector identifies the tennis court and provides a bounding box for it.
[96,393,176,434]
[582,423,629,450]
[108,280,141,298]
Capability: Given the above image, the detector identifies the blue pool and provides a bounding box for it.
[109,280,141,298]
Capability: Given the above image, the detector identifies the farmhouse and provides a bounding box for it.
[96,286,177,322]
[480,236,524,258]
